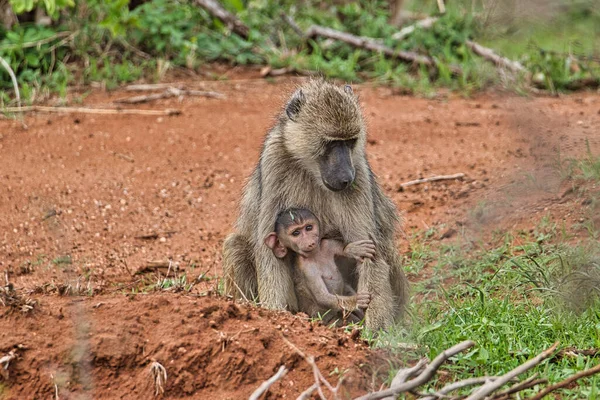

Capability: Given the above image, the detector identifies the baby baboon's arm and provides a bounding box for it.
[341,240,376,261]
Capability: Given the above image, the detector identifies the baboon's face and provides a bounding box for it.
[284,81,365,192]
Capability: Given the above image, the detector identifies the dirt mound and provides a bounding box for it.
[0,293,384,399]
[1,74,599,398]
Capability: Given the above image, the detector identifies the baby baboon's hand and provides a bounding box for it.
[344,240,376,261]
[356,292,371,310]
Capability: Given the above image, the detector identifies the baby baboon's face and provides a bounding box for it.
[279,219,320,257]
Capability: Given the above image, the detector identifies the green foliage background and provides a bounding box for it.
[0,0,599,102]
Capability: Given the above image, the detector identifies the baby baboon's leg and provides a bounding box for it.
[255,244,299,311]
[222,233,258,302]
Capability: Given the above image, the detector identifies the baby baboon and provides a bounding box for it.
[223,78,408,331]
[264,207,373,325]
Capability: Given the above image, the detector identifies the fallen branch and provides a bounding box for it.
[400,173,465,189]
[114,87,224,104]
[466,40,526,74]
[526,362,600,400]
[0,56,21,109]
[304,25,433,66]
[391,17,438,41]
[421,376,499,400]
[465,342,559,400]
[249,365,288,400]
[383,359,427,400]
[492,375,546,400]
[356,340,476,400]
[2,106,181,116]
[193,0,249,39]
[281,335,338,400]
[296,384,318,400]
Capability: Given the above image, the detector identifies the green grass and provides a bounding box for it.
[370,212,600,398]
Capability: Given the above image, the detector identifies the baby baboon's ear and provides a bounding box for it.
[344,85,353,94]
[285,89,305,122]
[264,233,287,259]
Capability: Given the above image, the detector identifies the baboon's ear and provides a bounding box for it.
[264,233,287,258]
[344,85,353,94]
[286,89,305,122]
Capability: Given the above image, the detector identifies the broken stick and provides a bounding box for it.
[2,106,181,116]
[466,40,526,74]
[304,24,433,66]
[526,362,600,400]
[193,0,249,39]
[115,87,225,104]
[391,17,438,41]
[249,365,288,400]
[465,342,559,400]
[400,173,465,189]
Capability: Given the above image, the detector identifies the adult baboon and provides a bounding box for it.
[223,79,408,330]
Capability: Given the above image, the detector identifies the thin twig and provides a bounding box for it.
[465,342,559,400]
[281,335,337,399]
[249,365,288,400]
[392,17,438,40]
[193,0,249,39]
[2,106,181,116]
[0,31,72,51]
[400,173,465,189]
[466,40,526,74]
[0,56,21,108]
[382,359,428,400]
[296,383,318,400]
[305,25,433,66]
[525,362,600,400]
[356,340,476,400]
[421,376,499,400]
[436,0,446,13]
[114,87,224,104]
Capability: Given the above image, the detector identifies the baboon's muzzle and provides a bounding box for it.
[319,141,355,192]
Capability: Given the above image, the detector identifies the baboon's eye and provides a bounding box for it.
[305,225,313,231]
[292,230,301,237]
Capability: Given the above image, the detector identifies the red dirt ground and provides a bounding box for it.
[1,72,599,399]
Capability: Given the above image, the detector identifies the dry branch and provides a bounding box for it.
[193,0,249,39]
[421,376,499,400]
[0,56,20,108]
[296,383,318,400]
[304,25,433,66]
[400,173,465,189]
[114,87,224,104]
[466,40,526,74]
[249,365,288,400]
[465,342,559,400]
[383,359,428,400]
[492,375,546,400]
[281,335,338,399]
[356,340,476,400]
[392,17,438,41]
[526,362,600,400]
[2,106,181,116]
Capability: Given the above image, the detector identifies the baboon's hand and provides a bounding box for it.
[344,240,376,261]
[356,292,371,310]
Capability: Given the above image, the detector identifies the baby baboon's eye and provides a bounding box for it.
[306,225,313,231]
[292,230,301,236]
